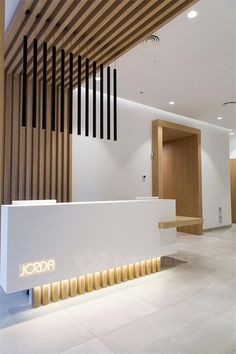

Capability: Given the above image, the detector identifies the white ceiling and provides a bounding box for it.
[116,0,236,132]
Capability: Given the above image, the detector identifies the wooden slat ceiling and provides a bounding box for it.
[5,0,198,87]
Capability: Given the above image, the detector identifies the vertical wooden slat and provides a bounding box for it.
[134,263,140,278]
[11,74,20,201]
[50,88,57,199]
[51,46,56,132]
[121,265,128,281]
[139,261,146,276]
[32,287,41,308]
[145,260,152,275]
[56,86,62,202]
[127,264,134,280]
[67,133,72,202]
[32,80,40,199]
[152,123,163,197]
[69,52,73,135]
[107,269,115,285]
[21,36,27,128]
[32,38,37,128]
[3,74,13,204]
[69,278,77,297]
[45,85,51,199]
[62,89,68,202]
[51,282,60,302]
[85,274,94,292]
[93,272,101,290]
[38,81,46,199]
[114,267,121,283]
[18,77,26,200]
[42,42,47,130]
[60,49,65,133]
[60,280,69,299]
[41,284,50,305]
[25,79,33,200]
[77,276,86,294]
[100,270,108,288]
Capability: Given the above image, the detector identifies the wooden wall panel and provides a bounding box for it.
[1,73,71,205]
[162,135,202,234]
[230,159,236,223]
[0,0,4,206]
[152,120,203,235]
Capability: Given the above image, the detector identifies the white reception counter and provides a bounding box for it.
[1,199,177,301]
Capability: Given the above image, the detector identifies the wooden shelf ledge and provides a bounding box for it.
[159,216,203,229]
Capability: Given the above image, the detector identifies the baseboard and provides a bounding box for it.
[203,224,232,232]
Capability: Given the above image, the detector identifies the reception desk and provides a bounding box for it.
[1,199,177,306]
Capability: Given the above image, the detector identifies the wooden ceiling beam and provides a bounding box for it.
[46,0,152,82]
[5,0,198,88]
[63,0,189,86]
[5,0,80,73]
[70,0,198,88]
[5,0,52,69]
[4,0,36,54]
[27,0,118,79]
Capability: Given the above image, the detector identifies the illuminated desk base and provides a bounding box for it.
[31,258,161,307]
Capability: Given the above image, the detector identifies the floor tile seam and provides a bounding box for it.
[86,307,161,338]
[59,337,115,354]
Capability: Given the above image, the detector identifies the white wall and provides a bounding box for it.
[72,89,232,229]
[230,135,236,158]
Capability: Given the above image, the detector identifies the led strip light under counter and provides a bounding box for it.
[31,258,161,307]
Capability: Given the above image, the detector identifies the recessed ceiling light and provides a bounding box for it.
[95,77,101,81]
[187,10,198,19]
[169,101,175,105]
[217,117,223,120]
[230,132,234,136]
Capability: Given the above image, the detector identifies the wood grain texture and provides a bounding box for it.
[159,216,203,229]
[5,0,198,86]
[230,159,236,223]
[1,74,71,205]
[152,120,203,235]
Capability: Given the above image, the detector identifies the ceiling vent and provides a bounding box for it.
[141,34,160,45]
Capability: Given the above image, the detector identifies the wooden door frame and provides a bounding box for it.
[230,158,236,223]
[152,119,203,234]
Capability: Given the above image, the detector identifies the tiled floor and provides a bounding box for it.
[0,225,235,354]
